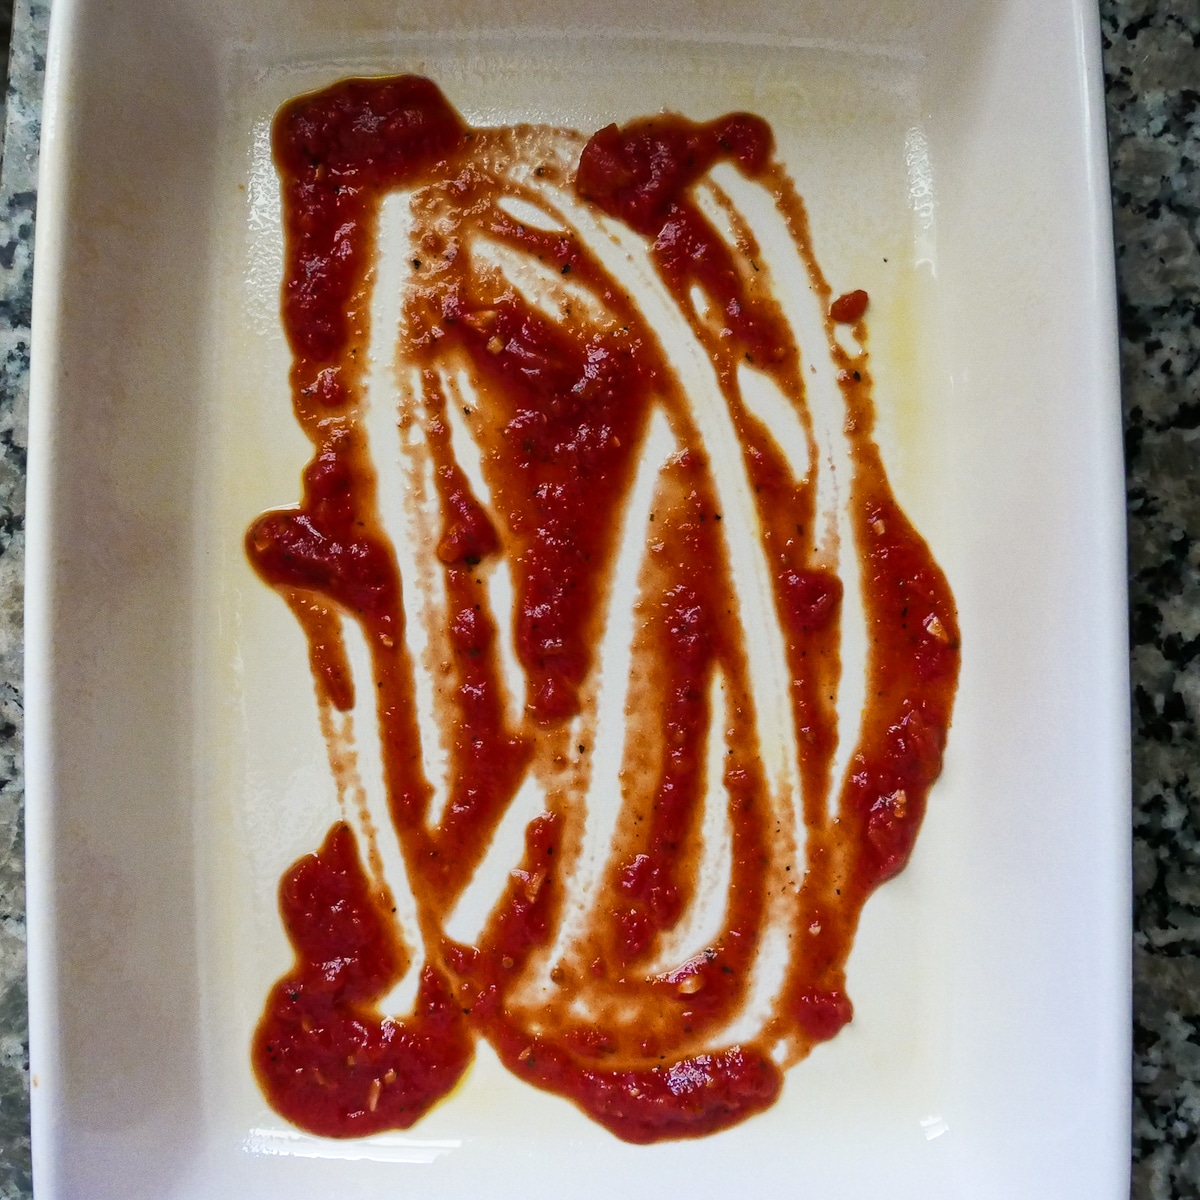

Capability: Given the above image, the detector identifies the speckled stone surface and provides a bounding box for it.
[0,1,43,1194]
[0,0,1193,1195]
[1108,2,1200,1198]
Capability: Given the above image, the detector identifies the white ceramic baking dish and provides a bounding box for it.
[25,0,1129,1195]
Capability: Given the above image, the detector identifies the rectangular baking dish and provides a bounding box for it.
[25,0,1129,1196]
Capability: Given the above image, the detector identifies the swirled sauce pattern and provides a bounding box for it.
[246,75,959,1143]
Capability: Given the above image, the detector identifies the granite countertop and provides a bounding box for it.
[1115,3,1200,1196]
[0,0,1194,1196]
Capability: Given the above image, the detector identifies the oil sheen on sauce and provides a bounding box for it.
[245,75,960,1144]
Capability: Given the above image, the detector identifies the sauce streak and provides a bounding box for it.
[247,76,959,1143]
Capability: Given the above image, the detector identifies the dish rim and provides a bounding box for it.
[22,0,1131,1194]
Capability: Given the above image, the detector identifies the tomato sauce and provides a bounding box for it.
[246,75,959,1143]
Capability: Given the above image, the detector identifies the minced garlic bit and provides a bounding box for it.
[367,1077,383,1112]
[522,869,546,902]
[677,973,704,995]
[924,613,950,642]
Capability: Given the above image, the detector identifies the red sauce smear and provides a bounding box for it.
[830,288,870,323]
[247,76,959,1144]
